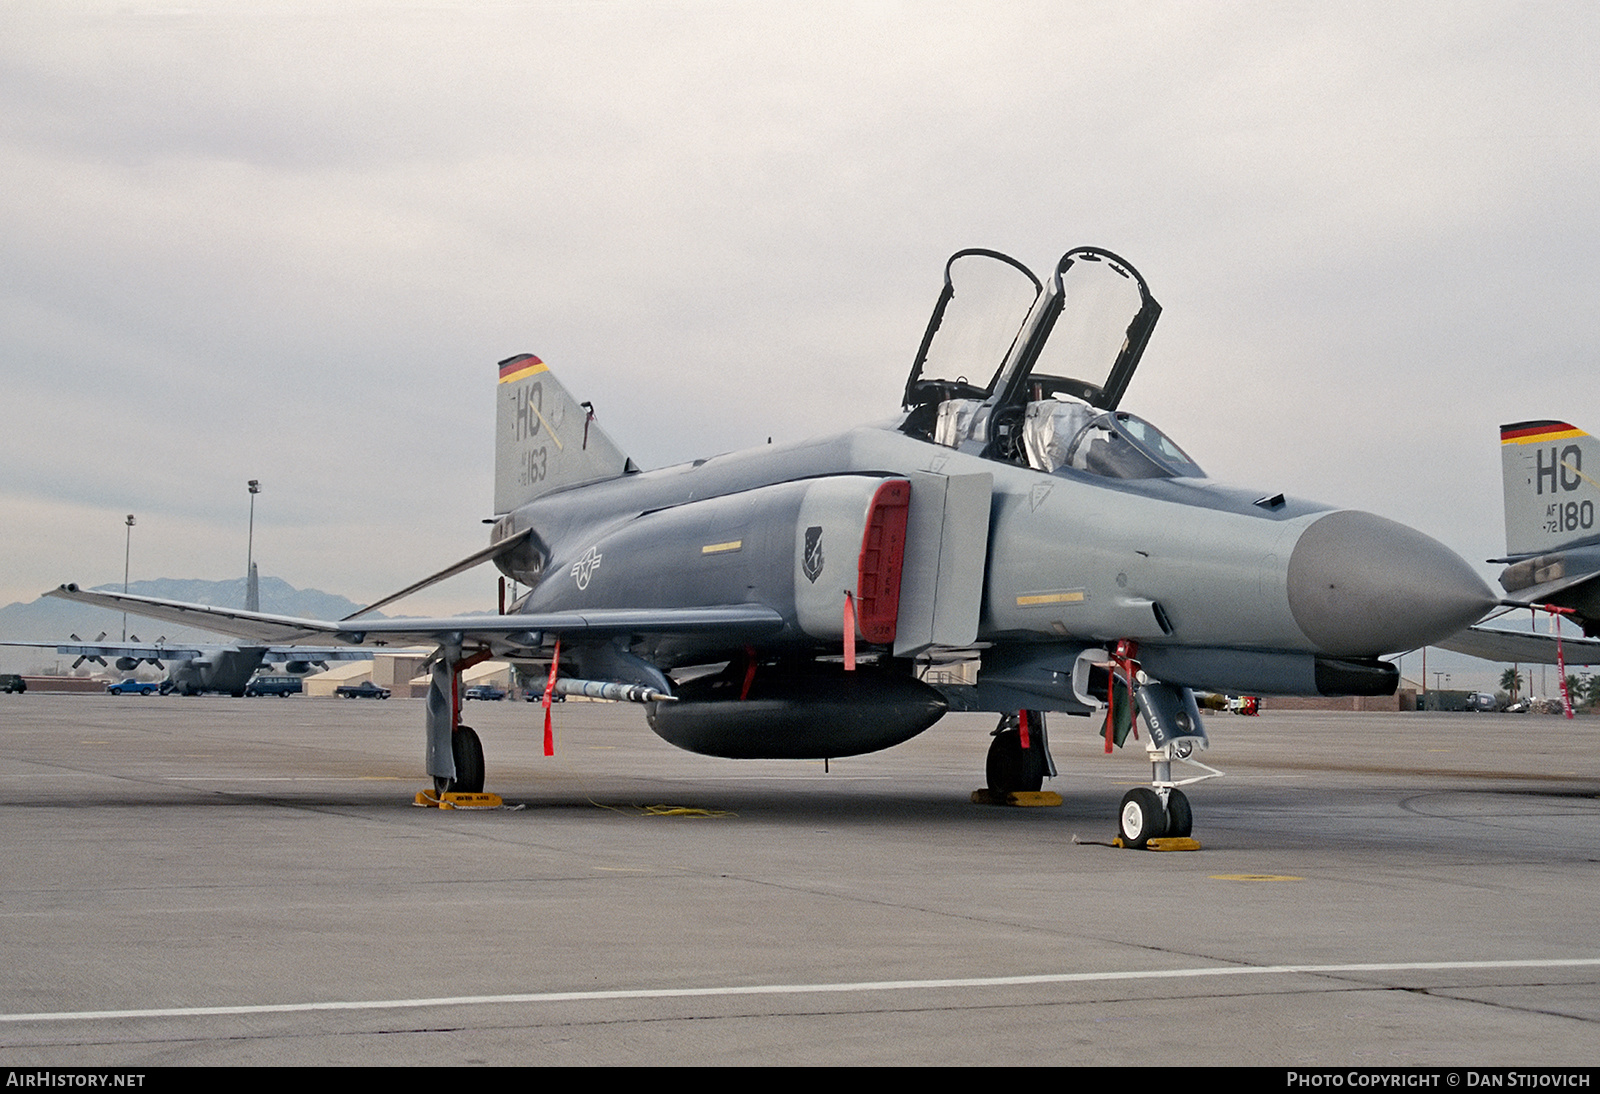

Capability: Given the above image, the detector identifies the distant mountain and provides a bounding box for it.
[108,576,371,621]
[0,577,380,670]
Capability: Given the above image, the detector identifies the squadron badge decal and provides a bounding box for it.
[802,526,825,584]
[571,546,603,590]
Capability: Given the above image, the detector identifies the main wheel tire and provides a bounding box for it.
[450,725,485,795]
[1119,787,1167,848]
[1165,788,1193,837]
[986,727,1044,794]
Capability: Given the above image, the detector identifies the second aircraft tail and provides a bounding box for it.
[1500,419,1600,557]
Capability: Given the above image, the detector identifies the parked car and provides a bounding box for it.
[335,681,390,699]
[464,684,506,701]
[107,678,159,695]
[245,676,303,697]
[0,674,25,694]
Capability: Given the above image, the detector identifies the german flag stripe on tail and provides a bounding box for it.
[1501,420,1588,445]
[498,354,548,384]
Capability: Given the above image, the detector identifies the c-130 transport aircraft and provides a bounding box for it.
[52,247,1498,846]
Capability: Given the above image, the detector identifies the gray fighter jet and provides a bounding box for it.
[1493,420,1600,631]
[50,246,1498,845]
[1437,419,1600,667]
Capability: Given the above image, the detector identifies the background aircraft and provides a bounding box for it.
[50,246,1497,846]
[1,635,372,695]
[1436,420,1600,668]
[1494,420,1600,632]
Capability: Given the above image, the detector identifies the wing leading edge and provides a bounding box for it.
[44,585,785,652]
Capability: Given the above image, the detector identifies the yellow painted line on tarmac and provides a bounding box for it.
[1211,874,1304,882]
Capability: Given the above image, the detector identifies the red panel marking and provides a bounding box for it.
[855,480,911,645]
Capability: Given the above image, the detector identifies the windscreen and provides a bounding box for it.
[1063,412,1206,480]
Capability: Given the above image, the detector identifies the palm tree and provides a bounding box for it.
[1500,667,1523,701]
[1565,674,1584,708]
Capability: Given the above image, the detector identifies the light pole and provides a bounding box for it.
[122,514,135,641]
[246,480,261,612]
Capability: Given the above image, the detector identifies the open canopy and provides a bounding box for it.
[902,247,1182,476]
[903,247,1160,416]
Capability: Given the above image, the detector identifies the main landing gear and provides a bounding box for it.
[977,711,1060,805]
[986,711,1050,794]
[422,645,498,804]
[434,725,485,796]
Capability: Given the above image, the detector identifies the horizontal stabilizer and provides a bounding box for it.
[343,528,533,620]
[1435,624,1600,666]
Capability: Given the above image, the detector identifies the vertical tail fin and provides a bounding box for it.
[494,355,636,514]
[1500,420,1600,556]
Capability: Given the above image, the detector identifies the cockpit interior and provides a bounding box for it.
[901,247,1203,482]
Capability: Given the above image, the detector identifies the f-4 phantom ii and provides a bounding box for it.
[1494,420,1600,632]
[51,246,1499,845]
[1438,420,1600,667]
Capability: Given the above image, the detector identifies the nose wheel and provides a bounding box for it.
[1118,786,1193,848]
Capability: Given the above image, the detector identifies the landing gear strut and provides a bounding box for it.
[425,643,494,796]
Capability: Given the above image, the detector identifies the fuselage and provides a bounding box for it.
[496,419,1494,696]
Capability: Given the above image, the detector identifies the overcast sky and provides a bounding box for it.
[3,1,1597,619]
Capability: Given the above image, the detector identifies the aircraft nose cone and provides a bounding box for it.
[1286,510,1496,657]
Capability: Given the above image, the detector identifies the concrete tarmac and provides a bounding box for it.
[1,693,1597,1066]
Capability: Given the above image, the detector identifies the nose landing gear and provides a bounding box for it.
[1114,681,1219,849]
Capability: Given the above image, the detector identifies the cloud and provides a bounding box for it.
[3,2,1598,616]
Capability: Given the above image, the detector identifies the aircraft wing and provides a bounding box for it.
[45,585,785,651]
[0,639,209,659]
[1,639,382,661]
[1435,625,1600,666]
